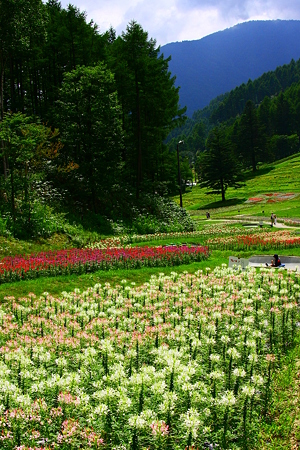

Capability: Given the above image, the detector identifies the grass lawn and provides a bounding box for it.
[180,154,300,225]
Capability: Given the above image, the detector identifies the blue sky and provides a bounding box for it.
[59,0,300,45]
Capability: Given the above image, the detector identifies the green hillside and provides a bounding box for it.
[177,154,300,224]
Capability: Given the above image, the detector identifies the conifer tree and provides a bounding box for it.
[197,127,243,202]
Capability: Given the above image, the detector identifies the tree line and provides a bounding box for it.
[0,0,186,237]
[195,82,300,201]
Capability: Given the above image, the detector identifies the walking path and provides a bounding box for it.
[248,255,300,271]
[206,217,299,229]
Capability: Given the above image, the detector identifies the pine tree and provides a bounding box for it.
[197,127,243,202]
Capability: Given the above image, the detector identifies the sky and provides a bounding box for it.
[59,0,300,46]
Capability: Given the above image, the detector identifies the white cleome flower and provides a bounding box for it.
[180,408,202,439]
[128,414,147,430]
[241,385,255,397]
[218,391,236,407]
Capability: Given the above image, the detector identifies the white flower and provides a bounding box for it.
[205,337,216,346]
[84,347,97,358]
[241,385,255,397]
[158,392,178,414]
[128,415,147,429]
[94,403,109,417]
[93,387,119,402]
[251,375,264,386]
[209,370,224,381]
[55,357,68,367]
[227,347,240,360]
[221,335,231,344]
[252,330,263,338]
[244,316,254,325]
[246,340,256,349]
[117,395,132,412]
[180,408,202,439]
[218,391,236,407]
[248,353,258,363]
[140,409,157,423]
[151,380,167,395]
[14,394,31,408]
[233,368,246,378]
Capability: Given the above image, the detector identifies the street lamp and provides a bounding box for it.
[177,140,184,208]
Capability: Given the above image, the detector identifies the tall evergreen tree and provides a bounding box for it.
[197,127,243,202]
[236,100,264,172]
[109,21,186,198]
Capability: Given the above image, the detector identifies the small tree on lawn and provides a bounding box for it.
[196,126,243,202]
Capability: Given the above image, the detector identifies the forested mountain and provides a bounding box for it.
[194,80,300,201]
[181,73,300,201]
[161,20,300,116]
[0,0,187,238]
[168,57,300,164]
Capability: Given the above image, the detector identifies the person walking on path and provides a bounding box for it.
[270,213,275,227]
[274,214,277,225]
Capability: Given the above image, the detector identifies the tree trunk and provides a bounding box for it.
[221,178,226,202]
[0,53,7,179]
[10,164,16,236]
[135,72,142,199]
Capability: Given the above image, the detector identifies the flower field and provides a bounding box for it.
[246,193,297,203]
[87,226,267,250]
[0,266,299,449]
[0,245,209,284]
[207,230,300,251]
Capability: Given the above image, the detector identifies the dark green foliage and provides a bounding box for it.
[55,63,124,213]
[0,3,186,238]
[234,100,266,172]
[197,127,244,202]
[108,21,186,198]
[0,112,61,238]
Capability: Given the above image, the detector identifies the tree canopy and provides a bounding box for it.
[196,127,243,202]
[0,2,186,236]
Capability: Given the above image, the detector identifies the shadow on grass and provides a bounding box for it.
[198,197,247,210]
[243,165,275,182]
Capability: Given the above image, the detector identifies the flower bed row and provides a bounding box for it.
[0,245,210,284]
[0,267,299,449]
[207,230,300,251]
[87,226,267,249]
[246,192,297,203]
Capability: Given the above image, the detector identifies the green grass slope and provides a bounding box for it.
[179,154,300,225]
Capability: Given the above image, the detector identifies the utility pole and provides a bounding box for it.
[176,140,184,207]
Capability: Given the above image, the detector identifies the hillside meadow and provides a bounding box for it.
[0,155,300,449]
[182,154,300,225]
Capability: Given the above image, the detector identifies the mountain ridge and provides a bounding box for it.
[161,20,300,116]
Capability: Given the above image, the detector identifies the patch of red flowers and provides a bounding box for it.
[248,197,264,202]
[0,245,210,284]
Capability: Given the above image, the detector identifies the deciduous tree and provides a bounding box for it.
[0,112,60,236]
[55,63,124,213]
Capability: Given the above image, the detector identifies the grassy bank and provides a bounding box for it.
[180,154,300,226]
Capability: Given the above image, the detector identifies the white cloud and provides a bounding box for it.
[58,0,300,45]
